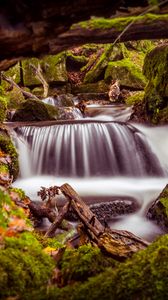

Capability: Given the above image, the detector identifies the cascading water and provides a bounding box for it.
[15,122,164,178]
[12,105,168,241]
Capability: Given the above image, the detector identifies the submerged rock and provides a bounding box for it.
[66,197,139,223]
[147,184,168,231]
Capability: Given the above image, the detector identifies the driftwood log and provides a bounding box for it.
[36,183,149,261]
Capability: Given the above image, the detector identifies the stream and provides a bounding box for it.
[12,103,168,241]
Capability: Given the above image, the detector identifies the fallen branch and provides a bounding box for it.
[30,63,49,98]
[58,183,149,260]
[1,72,40,101]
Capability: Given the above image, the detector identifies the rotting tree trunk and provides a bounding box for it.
[45,183,149,261]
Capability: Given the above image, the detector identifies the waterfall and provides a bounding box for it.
[15,121,165,178]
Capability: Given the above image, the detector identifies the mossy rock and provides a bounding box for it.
[58,244,118,285]
[27,234,168,300]
[1,62,21,89]
[72,80,109,94]
[125,91,145,106]
[41,53,68,83]
[22,53,68,87]
[0,132,19,180]
[0,96,7,122]
[12,99,59,121]
[143,44,168,124]
[31,86,44,98]
[147,184,168,231]
[0,232,55,299]
[66,51,88,67]
[6,86,25,110]
[105,58,146,89]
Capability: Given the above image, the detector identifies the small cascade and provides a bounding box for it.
[15,121,165,178]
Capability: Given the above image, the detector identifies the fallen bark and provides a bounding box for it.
[1,73,40,101]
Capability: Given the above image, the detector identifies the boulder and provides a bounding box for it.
[12,99,59,121]
[147,184,168,231]
[22,53,68,87]
[105,58,146,89]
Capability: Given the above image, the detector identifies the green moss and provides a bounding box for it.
[0,232,55,298]
[12,99,59,121]
[0,133,19,180]
[125,91,145,105]
[160,198,168,216]
[66,51,88,65]
[72,80,109,94]
[83,44,114,83]
[9,187,26,201]
[41,53,68,83]
[105,58,146,89]
[0,96,7,122]
[6,86,25,110]
[1,63,21,89]
[143,44,168,124]
[0,188,12,228]
[22,57,41,86]
[39,234,168,300]
[58,244,118,285]
[72,14,168,30]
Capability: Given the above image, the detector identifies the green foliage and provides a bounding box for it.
[0,232,55,298]
[0,133,19,180]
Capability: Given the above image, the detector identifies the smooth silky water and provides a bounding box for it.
[12,103,168,241]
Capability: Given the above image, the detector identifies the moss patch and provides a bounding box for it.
[125,91,145,105]
[58,244,118,285]
[105,58,146,89]
[0,96,7,122]
[0,232,55,299]
[72,80,109,94]
[0,133,19,180]
[72,13,168,30]
[143,44,168,124]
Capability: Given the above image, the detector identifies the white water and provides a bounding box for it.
[12,104,168,241]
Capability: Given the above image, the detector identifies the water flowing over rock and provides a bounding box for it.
[15,121,164,178]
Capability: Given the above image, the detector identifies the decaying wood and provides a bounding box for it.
[43,183,148,260]
[1,73,40,101]
[30,63,49,98]
[45,201,71,237]
[30,183,149,260]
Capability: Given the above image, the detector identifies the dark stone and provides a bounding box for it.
[147,184,168,231]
